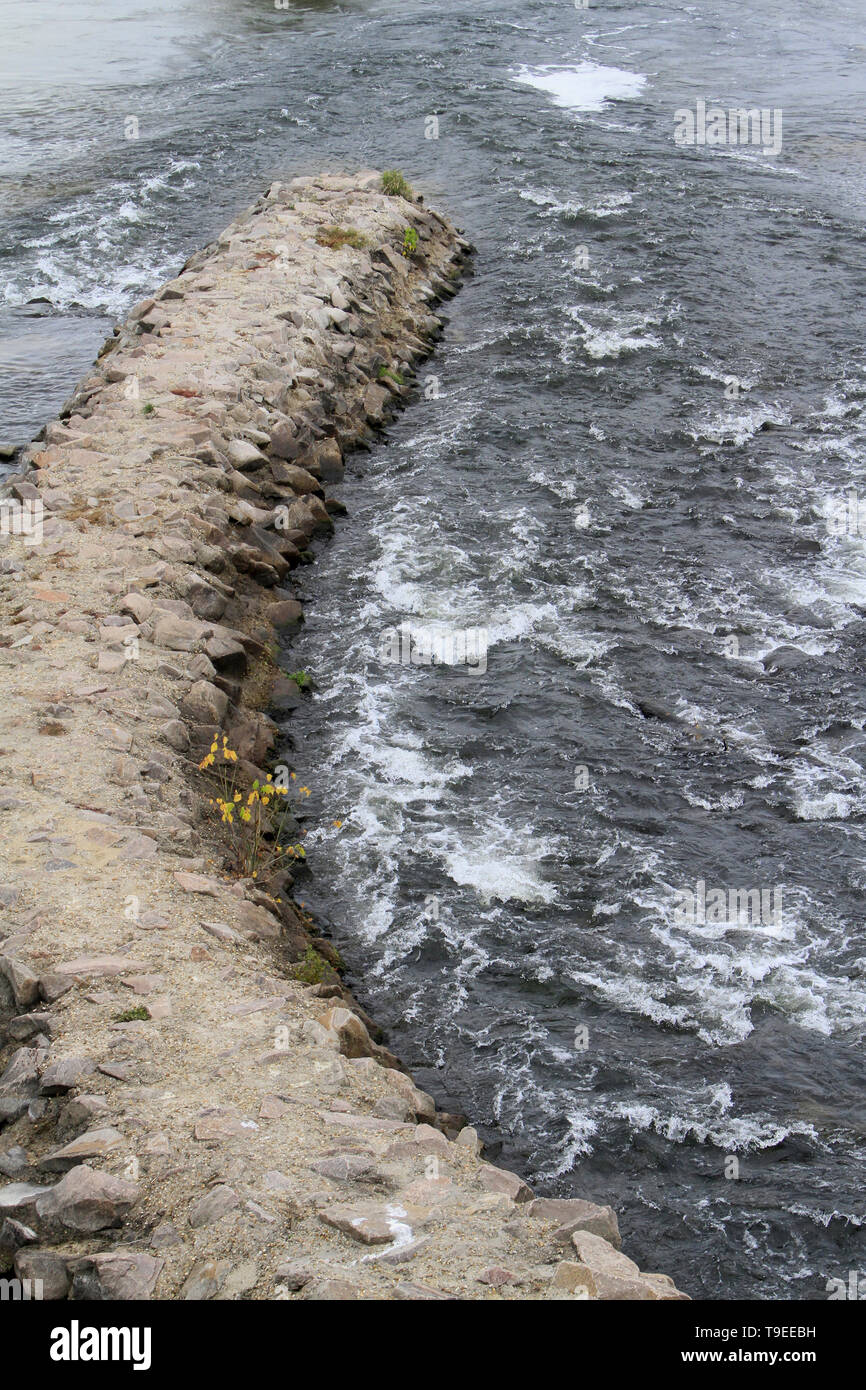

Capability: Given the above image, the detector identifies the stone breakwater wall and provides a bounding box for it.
[0,172,688,1302]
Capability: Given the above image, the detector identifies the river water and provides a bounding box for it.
[2,0,865,1300]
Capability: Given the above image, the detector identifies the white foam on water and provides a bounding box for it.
[519,186,634,219]
[443,843,557,907]
[614,1097,821,1153]
[566,304,667,361]
[688,402,791,447]
[512,62,647,114]
[572,314,662,360]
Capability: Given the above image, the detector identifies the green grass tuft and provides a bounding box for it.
[288,669,314,691]
[292,945,332,985]
[382,170,413,199]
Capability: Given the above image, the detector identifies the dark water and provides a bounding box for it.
[2,0,866,1300]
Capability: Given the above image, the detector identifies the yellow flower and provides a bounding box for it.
[239,807,251,823]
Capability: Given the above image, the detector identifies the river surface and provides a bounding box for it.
[2,0,865,1300]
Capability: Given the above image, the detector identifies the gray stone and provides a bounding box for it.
[372,1096,415,1123]
[58,1095,110,1134]
[160,720,190,752]
[265,598,303,629]
[216,1259,258,1299]
[393,1281,455,1300]
[269,422,303,460]
[0,1146,29,1178]
[227,439,267,470]
[40,1055,97,1096]
[182,1258,231,1300]
[454,1125,482,1155]
[14,1248,71,1299]
[150,1221,183,1249]
[0,956,40,1009]
[53,954,148,979]
[570,1230,641,1285]
[0,1182,47,1223]
[188,1184,239,1228]
[7,1012,53,1042]
[308,1154,379,1184]
[0,1217,38,1270]
[182,574,228,622]
[274,1260,313,1290]
[0,1046,43,1120]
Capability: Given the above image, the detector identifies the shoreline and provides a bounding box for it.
[0,172,688,1301]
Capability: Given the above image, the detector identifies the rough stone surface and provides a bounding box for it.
[34,1164,139,1233]
[69,1252,164,1301]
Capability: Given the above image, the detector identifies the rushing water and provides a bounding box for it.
[3,0,866,1300]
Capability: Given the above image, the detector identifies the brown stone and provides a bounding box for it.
[174,872,219,896]
[318,1201,406,1245]
[69,1252,163,1300]
[54,955,148,979]
[528,1196,621,1248]
[550,1261,596,1298]
[39,1127,124,1172]
[193,1111,258,1142]
[303,1278,362,1300]
[153,614,208,652]
[479,1163,533,1204]
[265,599,303,629]
[34,1163,138,1233]
[181,679,228,725]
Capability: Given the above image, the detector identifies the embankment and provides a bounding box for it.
[0,171,688,1301]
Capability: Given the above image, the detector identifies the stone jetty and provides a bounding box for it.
[0,171,688,1300]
